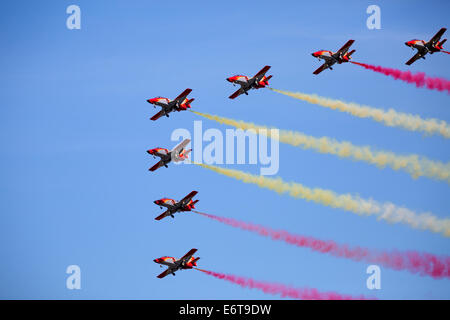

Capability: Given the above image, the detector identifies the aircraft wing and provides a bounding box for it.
[179,248,197,264]
[150,110,165,121]
[157,269,172,279]
[171,138,191,154]
[180,191,198,205]
[405,51,423,65]
[252,65,271,82]
[429,28,447,44]
[155,209,172,221]
[336,40,355,55]
[313,63,328,75]
[149,160,164,172]
[173,88,192,103]
[229,88,243,99]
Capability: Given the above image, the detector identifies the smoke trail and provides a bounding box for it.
[351,61,450,93]
[195,268,373,300]
[194,163,450,237]
[442,51,450,55]
[269,88,450,139]
[194,211,450,278]
[191,110,450,183]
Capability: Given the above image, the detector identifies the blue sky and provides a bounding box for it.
[0,0,449,299]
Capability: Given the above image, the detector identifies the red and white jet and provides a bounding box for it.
[146,88,194,121]
[311,40,355,75]
[405,28,447,65]
[154,191,199,220]
[154,248,200,278]
[147,139,191,172]
[226,66,272,99]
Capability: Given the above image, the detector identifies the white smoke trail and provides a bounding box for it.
[195,163,450,237]
[269,88,450,139]
[191,110,450,184]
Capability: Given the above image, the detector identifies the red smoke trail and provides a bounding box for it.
[193,211,450,279]
[442,51,450,55]
[195,268,373,300]
[351,61,450,93]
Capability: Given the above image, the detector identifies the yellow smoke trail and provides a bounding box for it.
[190,110,450,184]
[195,163,450,237]
[269,88,450,139]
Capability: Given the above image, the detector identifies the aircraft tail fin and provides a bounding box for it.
[174,149,191,162]
[182,149,191,159]
[344,50,355,61]
[190,199,199,208]
[180,98,195,110]
[191,257,200,266]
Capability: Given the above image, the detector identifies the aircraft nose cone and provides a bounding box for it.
[311,53,316,57]
[147,150,152,154]
[405,42,409,46]
[226,78,231,82]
